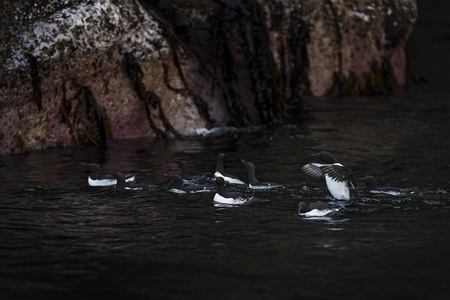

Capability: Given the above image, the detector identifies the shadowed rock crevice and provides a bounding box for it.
[240,0,282,124]
[210,2,251,126]
[59,80,77,145]
[27,54,43,112]
[326,0,343,75]
[287,5,312,105]
[76,86,113,148]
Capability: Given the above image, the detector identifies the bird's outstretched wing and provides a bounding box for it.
[321,164,354,183]
[302,163,325,179]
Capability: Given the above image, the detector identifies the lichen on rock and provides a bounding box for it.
[5,0,168,69]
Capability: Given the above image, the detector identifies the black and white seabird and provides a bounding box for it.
[302,151,355,201]
[298,201,341,217]
[163,174,216,194]
[214,153,245,185]
[358,176,416,196]
[240,159,282,189]
[173,159,213,185]
[213,177,254,205]
[107,171,157,190]
[80,163,135,186]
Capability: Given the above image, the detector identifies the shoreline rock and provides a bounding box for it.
[0,0,417,155]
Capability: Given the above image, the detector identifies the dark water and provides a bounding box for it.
[2,1,450,298]
[1,91,449,299]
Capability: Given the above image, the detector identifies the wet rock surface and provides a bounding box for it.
[0,0,417,155]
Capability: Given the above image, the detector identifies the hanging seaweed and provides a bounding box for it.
[324,0,345,97]
[156,17,214,126]
[240,0,282,124]
[26,53,43,111]
[146,90,182,138]
[80,86,113,148]
[124,52,164,137]
[368,57,398,95]
[287,4,312,104]
[59,80,78,145]
[125,52,187,138]
[211,0,250,126]
[326,0,343,75]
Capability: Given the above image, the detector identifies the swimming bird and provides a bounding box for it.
[358,176,416,196]
[173,159,213,185]
[80,163,135,186]
[240,159,282,189]
[214,153,245,185]
[163,174,216,194]
[301,151,355,201]
[298,201,341,217]
[107,171,157,190]
[213,177,254,205]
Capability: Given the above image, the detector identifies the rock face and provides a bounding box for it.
[0,0,417,155]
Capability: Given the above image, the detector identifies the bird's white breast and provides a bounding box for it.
[324,174,350,200]
[214,172,245,185]
[302,208,338,217]
[213,193,248,205]
[88,177,116,187]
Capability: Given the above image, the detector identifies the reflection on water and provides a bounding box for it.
[1,93,449,298]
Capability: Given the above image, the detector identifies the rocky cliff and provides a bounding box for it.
[0,0,417,155]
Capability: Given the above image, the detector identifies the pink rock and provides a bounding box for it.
[0,0,417,155]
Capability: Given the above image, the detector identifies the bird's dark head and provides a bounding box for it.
[298,202,307,213]
[215,177,225,186]
[310,151,339,164]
